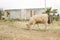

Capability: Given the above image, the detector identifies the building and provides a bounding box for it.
[4,8,45,20]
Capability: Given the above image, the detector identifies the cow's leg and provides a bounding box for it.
[27,25,30,29]
[44,23,48,31]
[32,21,36,30]
[26,24,30,29]
[37,24,40,30]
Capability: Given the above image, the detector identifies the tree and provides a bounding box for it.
[0,10,3,20]
[52,9,57,16]
[43,7,58,22]
[52,9,57,20]
[0,10,4,20]
[45,7,52,15]
[43,7,53,24]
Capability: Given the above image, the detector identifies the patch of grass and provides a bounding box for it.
[53,29,60,32]
[0,35,13,40]
[0,21,60,32]
[32,29,49,32]
[21,28,31,30]
[21,27,48,32]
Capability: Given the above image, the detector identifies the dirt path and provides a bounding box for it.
[0,25,60,40]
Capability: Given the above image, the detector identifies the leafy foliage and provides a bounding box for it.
[44,7,58,21]
[0,10,2,16]
[52,9,57,16]
[0,10,3,20]
[45,7,52,15]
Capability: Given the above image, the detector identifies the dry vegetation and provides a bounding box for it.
[0,20,60,40]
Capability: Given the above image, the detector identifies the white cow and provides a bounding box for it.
[26,14,48,30]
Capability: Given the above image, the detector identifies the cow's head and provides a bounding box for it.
[26,23,30,29]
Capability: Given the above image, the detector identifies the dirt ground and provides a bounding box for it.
[0,21,60,40]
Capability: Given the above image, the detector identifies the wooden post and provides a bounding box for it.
[30,10,35,17]
[30,10,32,17]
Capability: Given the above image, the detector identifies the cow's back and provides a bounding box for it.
[30,14,48,23]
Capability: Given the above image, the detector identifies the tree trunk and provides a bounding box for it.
[48,15,53,24]
[0,15,1,20]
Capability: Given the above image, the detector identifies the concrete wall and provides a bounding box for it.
[4,10,21,20]
[4,8,45,20]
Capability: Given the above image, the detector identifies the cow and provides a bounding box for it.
[26,14,48,30]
